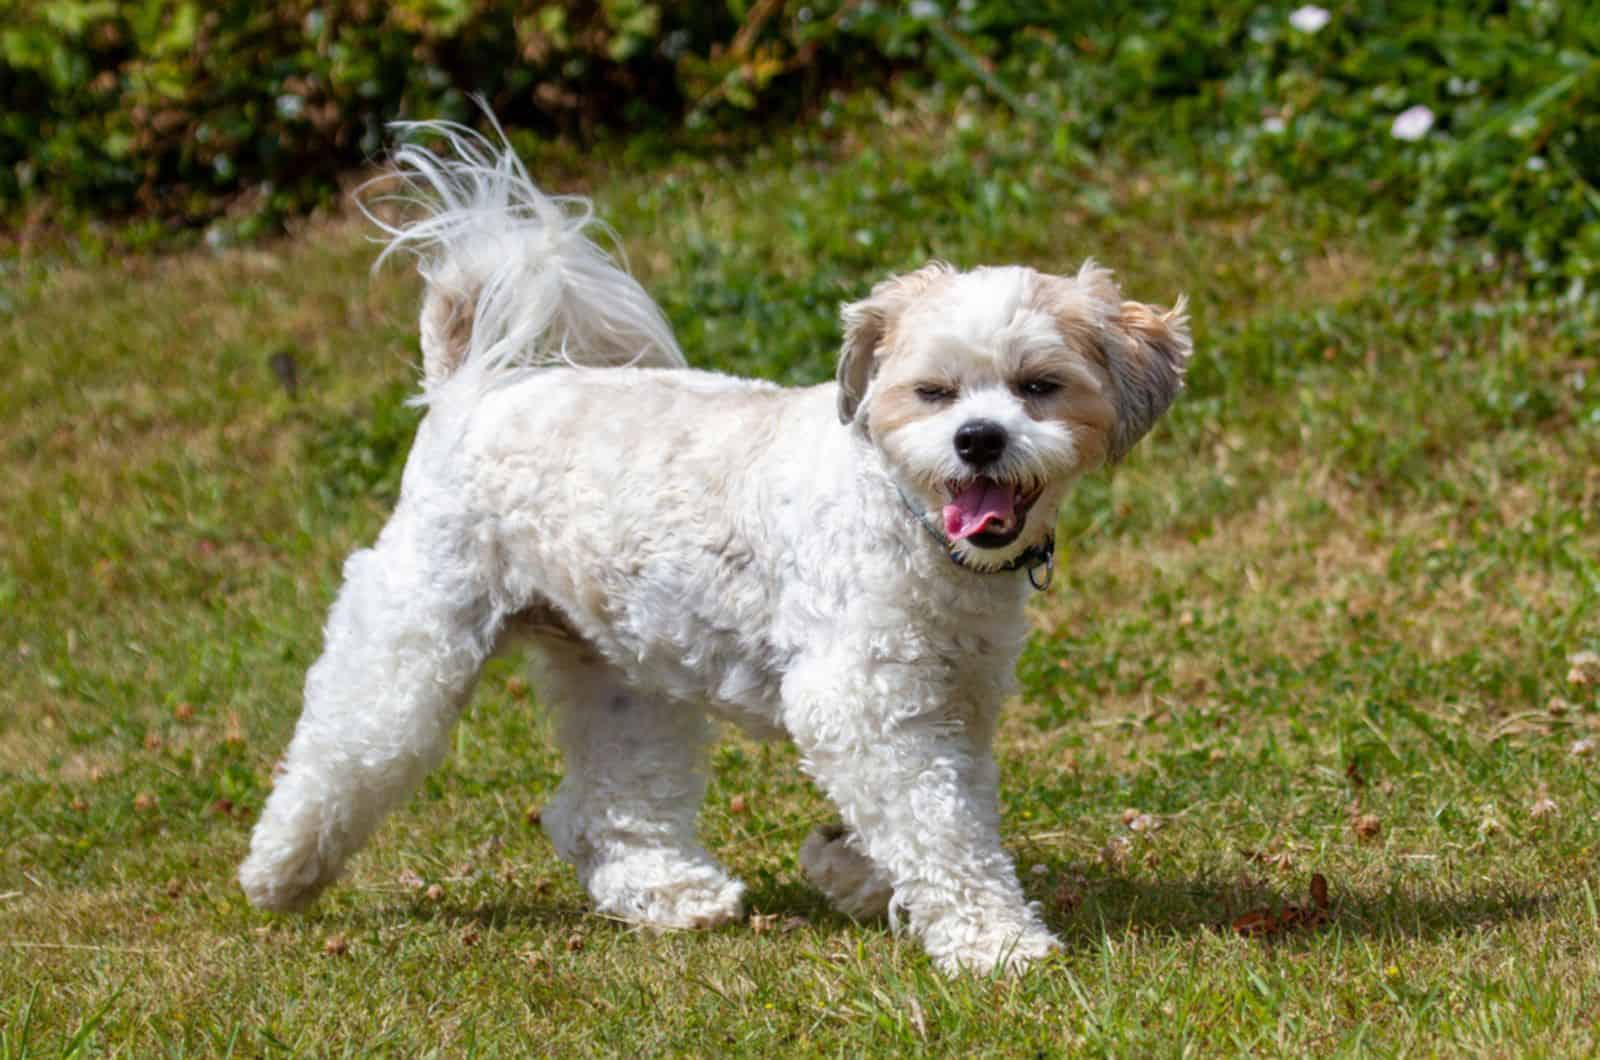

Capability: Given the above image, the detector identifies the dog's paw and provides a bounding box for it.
[799,823,893,920]
[238,793,347,913]
[587,857,746,930]
[926,918,1060,976]
[238,835,332,913]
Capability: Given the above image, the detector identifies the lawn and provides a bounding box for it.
[3,93,1599,1055]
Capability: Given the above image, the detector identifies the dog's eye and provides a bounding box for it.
[914,383,957,403]
[1016,378,1062,398]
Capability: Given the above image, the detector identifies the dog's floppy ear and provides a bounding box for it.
[836,262,952,424]
[1102,292,1191,462]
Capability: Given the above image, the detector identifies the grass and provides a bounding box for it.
[4,92,1600,1054]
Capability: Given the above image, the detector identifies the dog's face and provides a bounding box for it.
[836,262,1191,571]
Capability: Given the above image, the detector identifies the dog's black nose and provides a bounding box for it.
[954,420,1007,467]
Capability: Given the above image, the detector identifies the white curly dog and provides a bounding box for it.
[239,121,1191,975]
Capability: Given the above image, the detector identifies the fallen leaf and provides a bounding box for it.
[133,792,157,812]
[728,794,748,814]
[426,883,445,901]
[143,732,163,751]
[780,916,808,934]
[1230,875,1330,940]
[1567,650,1600,686]
[460,927,481,947]
[268,350,300,397]
[324,933,348,956]
[749,912,780,935]
[1352,814,1381,841]
[1242,848,1295,870]
[525,805,543,826]
[505,675,529,699]
[1231,909,1279,938]
[565,932,585,952]
[208,798,234,817]
[1122,808,1161,832]
[165,877,183,898]
[172,703,195,722]
[70,797,88,812]
[1052,879,1083,914]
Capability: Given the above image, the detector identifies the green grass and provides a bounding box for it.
[4,96,1600,1055]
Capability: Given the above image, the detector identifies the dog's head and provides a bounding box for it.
[836,262,1190,571]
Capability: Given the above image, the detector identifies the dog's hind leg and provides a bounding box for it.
[799,823,893,920]
[240,507,500,912]
[534,647,745,929]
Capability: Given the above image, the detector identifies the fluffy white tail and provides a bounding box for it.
[363,115,685,403]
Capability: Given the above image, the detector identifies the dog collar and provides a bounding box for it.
[894,482,1055,591]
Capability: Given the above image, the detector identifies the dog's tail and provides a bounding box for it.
[362,114,685,404]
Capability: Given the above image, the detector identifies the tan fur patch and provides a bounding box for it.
[1032,378,1116,470]
[865,380,938,442]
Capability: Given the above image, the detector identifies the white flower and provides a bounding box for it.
[1262,115,1287,135]
[1391,105,1435,142]
[908,0,940,19]
[1289,6,1331,33]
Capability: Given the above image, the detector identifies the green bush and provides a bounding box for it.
[3,1,1597,287]
[0,0,880,231]
[955,2,1600,287]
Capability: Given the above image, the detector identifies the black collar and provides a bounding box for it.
[894,482,1055,591]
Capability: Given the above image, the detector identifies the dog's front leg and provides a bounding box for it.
[783,659,1058,975]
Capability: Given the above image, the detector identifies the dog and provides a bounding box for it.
[238,121,1191,975]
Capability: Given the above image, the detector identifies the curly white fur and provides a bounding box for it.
[240,120,1189,975]
[362,116,684,399]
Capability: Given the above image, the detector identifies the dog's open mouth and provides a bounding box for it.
[942,478,1042,548]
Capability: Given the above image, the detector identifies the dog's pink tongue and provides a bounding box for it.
[943,480,1015,541]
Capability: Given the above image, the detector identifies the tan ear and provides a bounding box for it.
[836,262,952,424]
[1104,295,1191,461]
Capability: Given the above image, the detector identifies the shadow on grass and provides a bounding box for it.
[326,860,1557,949]
[1034,865,1558,946]
[335,877,855,936]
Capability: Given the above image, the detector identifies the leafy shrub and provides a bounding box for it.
[3,1,1597,287]
[885,2,1600,288]
[0,1,881,231]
